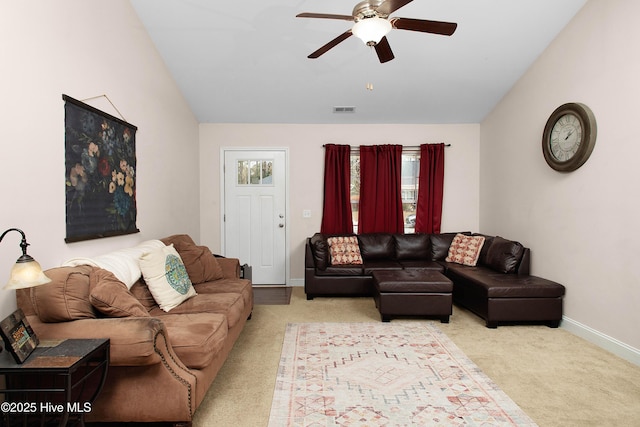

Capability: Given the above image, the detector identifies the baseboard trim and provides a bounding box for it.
[288,278,304,287]
[561,316,640,366]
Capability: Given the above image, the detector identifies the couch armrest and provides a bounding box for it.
[25,315,167,367]
[217,257,241,279]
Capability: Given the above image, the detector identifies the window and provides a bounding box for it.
[350,149,420,233]
[237,159,273,185]
[401,151,419,232]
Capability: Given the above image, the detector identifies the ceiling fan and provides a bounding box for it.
[296,0,457,63]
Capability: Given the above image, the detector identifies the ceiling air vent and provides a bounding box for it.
[333,106,356,113]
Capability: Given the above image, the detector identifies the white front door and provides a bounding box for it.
[223,149,287,285]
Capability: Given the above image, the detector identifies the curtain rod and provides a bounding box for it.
[323,144,451,148]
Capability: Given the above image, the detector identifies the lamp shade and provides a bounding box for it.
[5,256,51,290]
[1,228,52,290]
[352,17,392,46]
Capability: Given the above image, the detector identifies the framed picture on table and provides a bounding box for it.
[0,308,39,363]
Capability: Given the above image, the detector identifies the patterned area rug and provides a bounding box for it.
[268,323,537,426]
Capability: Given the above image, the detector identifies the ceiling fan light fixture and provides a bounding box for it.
[352,16,391,46]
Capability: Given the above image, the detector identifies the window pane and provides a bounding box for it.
[237,160,249,185]
[402,153,419,233]
[350,154,360,232]
[249,160,261,184]
[262,160,273,184]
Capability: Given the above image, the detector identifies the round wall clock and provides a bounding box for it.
[542,102,597,172]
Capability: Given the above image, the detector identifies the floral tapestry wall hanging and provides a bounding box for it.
[63,94,139,242]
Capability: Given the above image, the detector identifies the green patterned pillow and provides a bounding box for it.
[139,244,197,312]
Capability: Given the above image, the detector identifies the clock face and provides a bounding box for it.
[542,103,597,172]
[549,113,582,162]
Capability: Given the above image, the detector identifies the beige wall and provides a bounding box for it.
[200,123,480,282]
[0,0,200,317]
[481,0,640,353]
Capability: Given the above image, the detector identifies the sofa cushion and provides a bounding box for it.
[173,240,223,284]
[32,265,96,322]
[194,278,253,313]
[445,233,486,266]
[149,292,246,328]
[473,234,495,265]
[394,233,431,260]
[357,234,395,260]
[482,274,565,298]
[160,233,197,247]
[398,260,445,271]
[446,265,565,298]
[129,281,159,311]
[161,312,228,369]
[89,268,150,318]
[362,260,403,275]
[327,236,363,265]
[430,232,464,261]
[139,244,197,312]
[484,236,525,274]
[315,265,364,276]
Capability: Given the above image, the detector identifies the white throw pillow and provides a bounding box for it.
[139,244,197,312]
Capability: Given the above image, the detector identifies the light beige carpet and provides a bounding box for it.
[193,287,640,427]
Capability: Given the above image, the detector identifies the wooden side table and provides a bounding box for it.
[0,338,109,427]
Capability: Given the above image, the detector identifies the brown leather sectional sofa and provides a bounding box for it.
[305,232,565,328]
[15,234,252,426]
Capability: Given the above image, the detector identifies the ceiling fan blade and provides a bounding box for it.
[307,31,353,59]
[296,12,354,21]
[376,0,414,16]
[374,36,395,63]
[391,17,457,36]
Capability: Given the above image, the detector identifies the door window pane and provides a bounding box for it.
[237,160,249,184]
[262,161,273,184]
[250,160,260,184]
[238,160,274,185]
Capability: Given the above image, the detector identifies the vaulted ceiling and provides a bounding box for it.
[130,0,586,124]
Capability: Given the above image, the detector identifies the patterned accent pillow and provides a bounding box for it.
[445,233,486,266]
[139,244,197,312]
[327,236,363,265]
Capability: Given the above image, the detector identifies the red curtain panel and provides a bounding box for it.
[415,143,445,234]
[358,145,404,233]
[320,144,354,234]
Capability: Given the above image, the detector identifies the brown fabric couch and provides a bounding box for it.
[305,232,565,328]
[15,234,252,426]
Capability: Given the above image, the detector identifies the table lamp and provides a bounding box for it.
[1,228,51,290]
[0,228,51,357]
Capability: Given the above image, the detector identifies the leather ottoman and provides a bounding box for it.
[372,270,453,323]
